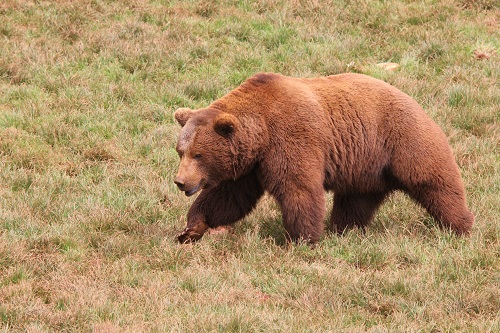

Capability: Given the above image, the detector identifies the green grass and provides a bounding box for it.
[0,0,498,332]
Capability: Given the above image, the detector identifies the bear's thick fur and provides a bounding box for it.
[174,73,474,243]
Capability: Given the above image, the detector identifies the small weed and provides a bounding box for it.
[55,299,68,311]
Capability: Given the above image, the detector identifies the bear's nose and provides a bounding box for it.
[174,178,185,190]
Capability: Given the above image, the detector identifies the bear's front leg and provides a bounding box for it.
[277,185,326,243]
[177,170,264,243]
[177,212,209,243]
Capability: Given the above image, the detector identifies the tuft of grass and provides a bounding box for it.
[448,84,473,107]
[0,0,498,331]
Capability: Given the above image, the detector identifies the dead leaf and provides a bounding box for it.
[473,48,495,60]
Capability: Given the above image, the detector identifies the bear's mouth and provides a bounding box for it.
[184,181,204,197]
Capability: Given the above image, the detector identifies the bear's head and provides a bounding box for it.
[173,107,241,196]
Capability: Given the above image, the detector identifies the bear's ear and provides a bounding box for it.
[214,113,239,137]
[174,108,193,127]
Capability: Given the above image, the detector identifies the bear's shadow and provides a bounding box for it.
[236,217,288,246]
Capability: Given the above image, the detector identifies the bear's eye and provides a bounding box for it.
[193,154,202,160]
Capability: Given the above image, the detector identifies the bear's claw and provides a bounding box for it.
[177,221,209,243]
[177,228,200,243]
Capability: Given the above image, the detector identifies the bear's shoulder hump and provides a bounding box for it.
[246,72,281,87]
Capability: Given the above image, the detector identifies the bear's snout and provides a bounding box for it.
[174,178,186,190]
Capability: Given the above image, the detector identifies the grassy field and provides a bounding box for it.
[0,0,498,332]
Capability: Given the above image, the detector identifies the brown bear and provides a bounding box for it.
[173,73,474,243]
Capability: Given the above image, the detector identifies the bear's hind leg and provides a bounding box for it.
[408,185,474,235]
[330,192,387,234]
